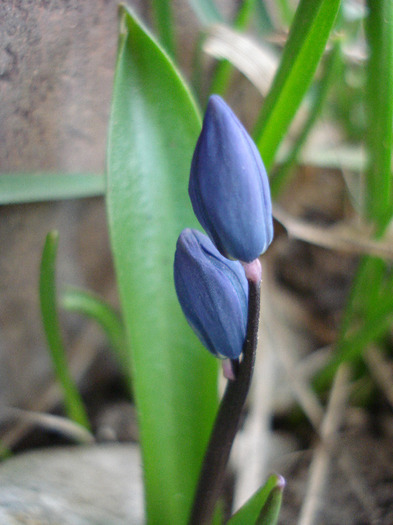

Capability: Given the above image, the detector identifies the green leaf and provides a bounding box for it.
[270,39,342,197]
[0,173,105,205]
[227,474,285,525]
[106,7,218,525]
[39,231,90,429]
[316,256,393,389]
[253,0,341,171]
[60,286,132,394]
[276,0,295,27]
[364,0,393,232]
[256,482,284,525]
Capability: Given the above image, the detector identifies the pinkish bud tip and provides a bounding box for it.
[222,359,237,381]
[275,474,286,491]
[241,258,262,284]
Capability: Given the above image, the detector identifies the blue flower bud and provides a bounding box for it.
[189,95,273,262]
[174,228,248,359]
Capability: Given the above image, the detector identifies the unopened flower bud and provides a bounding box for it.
[174,228,248,359]
[189,95,273,262]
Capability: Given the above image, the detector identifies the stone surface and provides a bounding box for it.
[0,0,151,414]
[0,0,202,421]
[0,444,144,524]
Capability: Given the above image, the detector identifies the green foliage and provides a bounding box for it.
[106,7,218,524]
[316,2,393,389]
[39,231,90,430]
[228,474,284,525]
[364,0,393,232]
[61,286,132,394]
[253,0,341,171]
[0,173,105,205]
[270,39,342,197]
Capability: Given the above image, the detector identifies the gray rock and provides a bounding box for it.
[0,444,144,524]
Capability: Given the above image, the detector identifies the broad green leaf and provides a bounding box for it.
[0,173,105,205]
[364,0,393,232]
[39,231,90,429]
[228,474,285,525]
[106,7,218,525]
[61,286,132,394]
[254,0,341,171]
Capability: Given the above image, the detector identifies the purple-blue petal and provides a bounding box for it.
[174,228,248,359]
[189,95,273,262]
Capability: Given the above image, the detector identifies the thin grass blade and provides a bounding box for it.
[61,286,131,394]
[270,40,341,196]
[39,231,90,429]
[253,0,341,171]
[364,0,393,232]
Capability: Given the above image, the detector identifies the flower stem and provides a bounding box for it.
[188,262,261,525]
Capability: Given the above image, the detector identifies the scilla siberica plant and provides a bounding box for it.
[174,95,277,524]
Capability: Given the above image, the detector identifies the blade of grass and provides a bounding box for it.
[336,257,384,343]
[316,293,393,389]
[253,0,341,171]
[60,286,132,395]
[270,39,342,196]
[107,7,218,524]
[364,0,393,233]
[0,173,105,205]
[319,2,393,391]
[276,0,295,27]
[39,231,90,429]
[151,0,176,59]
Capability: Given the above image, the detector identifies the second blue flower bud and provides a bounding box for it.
[174,228,248,359]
